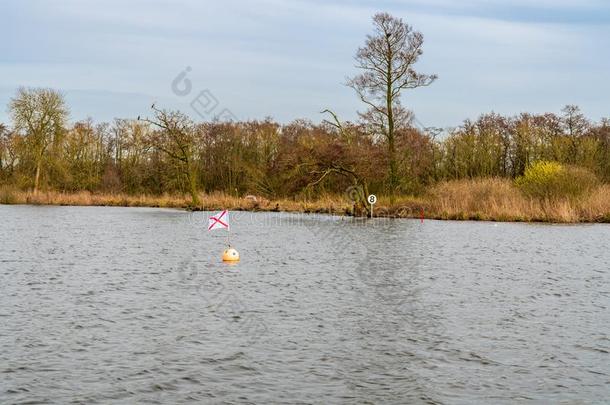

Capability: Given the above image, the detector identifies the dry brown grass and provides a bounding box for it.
[422,178,610,223]
[0,187,353,215]
[0,188,193,208]
[2,180,610,223]
[427,178,533,221]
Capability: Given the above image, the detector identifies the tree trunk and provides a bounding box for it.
[34,158,42,194]
[386,68,397,200]
[185,161,200,207]
[386,37,397,200]
[388,127,397,195]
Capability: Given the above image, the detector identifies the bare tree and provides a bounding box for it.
[139,105,200,206]
[561,105,590,163]
[561,105,589,138]
[9,87,68,192]
[348,12,436,195]
[307,163,371,216]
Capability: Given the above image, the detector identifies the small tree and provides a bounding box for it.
[0,124,11,181]
[0,124,7,173]
[348,12,436,195]
[9,87,68,192]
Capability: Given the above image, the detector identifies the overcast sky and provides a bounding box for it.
[1,0,609,128]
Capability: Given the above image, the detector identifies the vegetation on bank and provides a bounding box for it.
[1,13,609,223]
[3,176,610,223]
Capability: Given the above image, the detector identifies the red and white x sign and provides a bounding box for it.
[208,210,229,231]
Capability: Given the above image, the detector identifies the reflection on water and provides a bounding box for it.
[1,205,609,403]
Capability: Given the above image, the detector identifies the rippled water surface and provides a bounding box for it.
[1,205,609,404]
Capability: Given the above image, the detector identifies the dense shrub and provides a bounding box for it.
[516,161,599,200]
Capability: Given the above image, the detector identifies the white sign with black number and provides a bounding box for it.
[368,194,377,218]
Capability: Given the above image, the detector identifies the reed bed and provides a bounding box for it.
[2,180,610,223]
[424,178,610,223]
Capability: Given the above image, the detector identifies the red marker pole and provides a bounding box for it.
[420,208,424,223]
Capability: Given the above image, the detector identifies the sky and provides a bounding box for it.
[1,0,609,129]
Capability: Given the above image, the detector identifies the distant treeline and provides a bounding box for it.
[0,89,608,202]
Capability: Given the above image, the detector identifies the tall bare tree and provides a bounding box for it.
[348,12,436,195]
[9,88,68,192]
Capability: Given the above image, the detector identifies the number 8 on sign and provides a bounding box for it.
[368,194,377,205]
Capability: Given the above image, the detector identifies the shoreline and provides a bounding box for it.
[2,185,610,224]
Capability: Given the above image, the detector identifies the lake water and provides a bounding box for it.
[1,205,609,404]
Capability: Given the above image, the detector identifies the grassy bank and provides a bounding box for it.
[0,187,353,215]
[2,178,610,223]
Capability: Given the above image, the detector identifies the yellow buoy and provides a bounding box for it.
[222,247,240,262]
